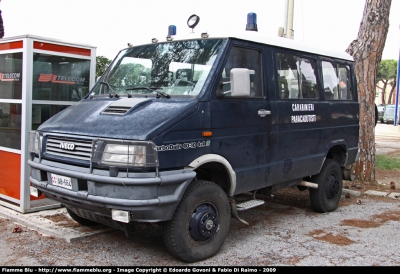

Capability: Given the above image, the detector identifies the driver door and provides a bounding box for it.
[211,43,271,195]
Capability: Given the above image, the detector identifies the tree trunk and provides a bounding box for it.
[380,81,387,104]
[346,0,391,182]
[388,81,396,104]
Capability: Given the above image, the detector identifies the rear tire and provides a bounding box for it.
[163,180,231,263]
[310,159,342,213]
[66,207,99,226]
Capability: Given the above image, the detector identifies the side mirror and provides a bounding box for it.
[222,68,254,97]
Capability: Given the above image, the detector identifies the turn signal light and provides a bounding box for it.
[202,131,212,137]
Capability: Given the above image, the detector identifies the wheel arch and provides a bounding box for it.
[323,139,349,168]
[186,154,236,197]
[316,140,354,181]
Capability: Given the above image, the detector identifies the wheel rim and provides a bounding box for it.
[325,174,339,199]
[189,202,219,242]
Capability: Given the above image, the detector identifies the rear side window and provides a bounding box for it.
[322,61,353,100]
[276,53,318,99]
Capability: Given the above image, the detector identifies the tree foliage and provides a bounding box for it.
[109,63,151,92]
[376,59,398,104]
[346,0,392,182]
[96,56,112,78]
[0,10,5,39]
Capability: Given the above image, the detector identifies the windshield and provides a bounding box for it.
[90,39,225,97]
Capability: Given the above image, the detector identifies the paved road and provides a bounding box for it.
[375,123,400,155]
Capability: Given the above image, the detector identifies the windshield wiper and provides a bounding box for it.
[154,91,171,99]
[126,86,170,98]
[126,86,160,92]
[99,81,119,98]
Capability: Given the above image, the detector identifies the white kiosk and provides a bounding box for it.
[0,35,96,213]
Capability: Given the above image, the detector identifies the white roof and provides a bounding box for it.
[133,30,353,62]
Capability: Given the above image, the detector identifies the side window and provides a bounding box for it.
[322,61,353,100]
[221,46,262,97]
[276,53,318,99]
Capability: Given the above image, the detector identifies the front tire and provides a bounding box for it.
[310,159,342,213]
[163,180,231,263]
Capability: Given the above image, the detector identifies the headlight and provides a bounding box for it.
[28,131,42,154]
[93,140,158,168]
[102,144,146,166]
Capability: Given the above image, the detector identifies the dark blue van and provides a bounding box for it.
[28,15,359,262]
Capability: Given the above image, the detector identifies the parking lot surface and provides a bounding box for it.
[0,124,399,266]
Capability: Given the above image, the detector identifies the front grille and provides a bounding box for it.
[46,136,93,161]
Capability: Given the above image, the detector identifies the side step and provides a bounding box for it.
[236,199,265,211]
[229,192,265,225]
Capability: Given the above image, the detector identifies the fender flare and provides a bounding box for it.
[186,154,237,197]
[321,139,349,169]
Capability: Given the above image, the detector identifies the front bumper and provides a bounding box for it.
[28,159,196,222]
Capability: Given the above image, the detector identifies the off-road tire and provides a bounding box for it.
[310,159,342,213]
[66,207,99,226]
[162,180,231,263]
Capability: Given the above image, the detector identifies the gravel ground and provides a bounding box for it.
[1,189,399,266]
[1,125,399,266]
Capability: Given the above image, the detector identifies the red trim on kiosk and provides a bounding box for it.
[33,41,91,56]
[0,151,21,200]
[0,41,23,51]
[0,151,44,201]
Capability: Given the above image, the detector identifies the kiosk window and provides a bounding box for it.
[221,47,262,97]
[0,53,23,100]
[276,53,318,99]
[0,102,21,150]
[32,104,70,130]
[32,53,90,101]
[322,61,353,100]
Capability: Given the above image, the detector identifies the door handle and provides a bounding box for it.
[258,109,271,117]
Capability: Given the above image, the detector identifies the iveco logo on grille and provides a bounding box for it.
[59,142,75,150]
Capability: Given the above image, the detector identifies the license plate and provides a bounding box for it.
[51,173,72,190]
